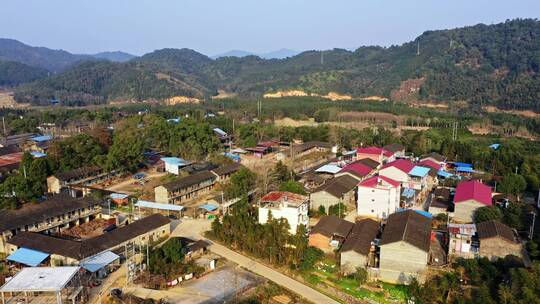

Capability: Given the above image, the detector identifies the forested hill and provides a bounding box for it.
[0,38,90,73]
[10,19,540,111]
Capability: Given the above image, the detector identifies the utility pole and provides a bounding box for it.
[321,50,324,65]
[2,117,5,136]
[416,41,420,56]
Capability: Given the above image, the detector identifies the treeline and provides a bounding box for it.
[0,115,221,209]
[8,19,540,111]
[410,258,540,304]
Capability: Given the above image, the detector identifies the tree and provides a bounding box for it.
[278,180,306,195]
[498,173,527,198]
[299,247,324,271]
[474,206,503,224]
[349,267,368,285]
[328,203,347,218]
[224,168,256,199]
[318,205,326,216]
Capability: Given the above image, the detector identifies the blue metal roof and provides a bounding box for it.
[402,188,416,199]
[489,143,500,149]
[414,210,432,218]
[213,128,228,136]
[167,118,181,123]
[199,204,218,212]
[452,162,472,168]
[161,157,187,166]
[80,251,120,273]
[30,151,47,158]
[437,170,453,178]
[223,152,241,161]
[456,166,474,173]
[315,164,342,174]
[30,135,52,142]
[7,247,50,267]
[408,166,430,177]
[135,200,184,211]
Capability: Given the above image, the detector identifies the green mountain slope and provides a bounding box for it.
[0,38,90,73]
[11,19,540,110]
[0,60,48,86]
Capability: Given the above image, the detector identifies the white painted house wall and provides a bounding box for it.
[357,184,401,219]
[258,202,309,234]
[165,162,180,175]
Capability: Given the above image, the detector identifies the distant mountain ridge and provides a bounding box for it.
[4,19,540,111]
[212,48,299,59]
[92,51,137,63]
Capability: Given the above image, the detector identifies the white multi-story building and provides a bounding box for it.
[357,175,401,219]
[258,191,309,234]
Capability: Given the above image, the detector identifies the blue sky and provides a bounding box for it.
[1,0,539,56]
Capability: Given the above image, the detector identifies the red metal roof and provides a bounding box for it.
[381,159,415,173]
[260,191,307,204]
[417,159,442,170]
[454,180,492,205]
[0,152,23,167]
[356,146,393,158]
[359,175,400,188]
[339,161,372,177]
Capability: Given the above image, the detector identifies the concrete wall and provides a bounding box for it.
[341,251,368,274]
[47,176,62,193]
[154,186,169,203]
[310,191,340,212]
[379,241,428,284]
[357,185,400,219]
[479,237,523,261]
[308,233,333,253]
[454,200,484,223]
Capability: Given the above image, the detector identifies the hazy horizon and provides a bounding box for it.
[1,0,539,56]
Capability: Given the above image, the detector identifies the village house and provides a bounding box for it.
[0,194,101,255]
[453,180,492,223]
[47,166,118,194]
[407,165,431,190]
[357,175,401,219]
[335,160,373,181]
[5,214,171,268]
[355,158,380,171]
[299,172,327,191]
[378,210,431,284]
[447,223,478,260]
[154,170,216,204]
[0,133,37,147]
[419,152,446,166]
[0,146,23,180]
[428,187,452,215]
[258,191,309,234]
[308,215,354,253]
[290,141,333,158]
[340,219,380,274]
[211,162,242,183]
[356,146,394,164]
[477,220,524,262]
[161,157,189,175]
[378,159,414,186]
[310,175,358,213]
[383,143,406,158]
[0,266,85,304]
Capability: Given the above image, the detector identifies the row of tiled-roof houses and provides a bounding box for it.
[259,144,530,284]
